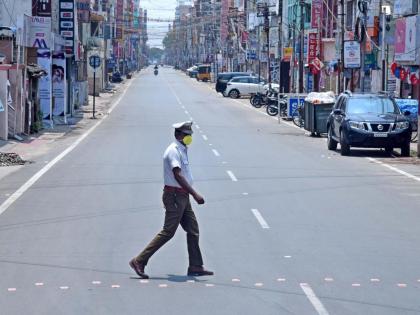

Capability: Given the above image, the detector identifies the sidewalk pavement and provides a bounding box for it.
[0,74,138,179]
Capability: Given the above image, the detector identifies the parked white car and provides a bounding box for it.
[223,76,266,98]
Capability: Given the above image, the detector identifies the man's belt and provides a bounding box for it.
[164,185,188,194]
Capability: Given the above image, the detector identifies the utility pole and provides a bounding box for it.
[257,2,274,88]
[339,0,345,93]
[359,0,368,92]
[278,0,283,93]
[299,0,304,93]
[380,2,386,91]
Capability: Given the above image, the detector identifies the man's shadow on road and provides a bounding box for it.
[130,274,206,283]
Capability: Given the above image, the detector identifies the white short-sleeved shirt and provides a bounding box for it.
[163,140,193,188]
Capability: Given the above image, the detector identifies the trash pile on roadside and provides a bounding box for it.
[0,153,27,167]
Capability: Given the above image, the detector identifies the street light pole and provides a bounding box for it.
[299,0,304,93]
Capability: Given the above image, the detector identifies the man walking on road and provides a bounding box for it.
[130,121,214,279]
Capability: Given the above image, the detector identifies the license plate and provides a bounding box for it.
[373,133,388,138]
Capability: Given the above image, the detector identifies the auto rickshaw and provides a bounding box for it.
[196,64,211,82]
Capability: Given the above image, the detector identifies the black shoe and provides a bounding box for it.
[187,265,214,276]
[129,258,149,279]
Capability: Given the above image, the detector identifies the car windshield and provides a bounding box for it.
[347,97,400,115]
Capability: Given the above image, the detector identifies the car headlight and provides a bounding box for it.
[395,121,410,130]
[349,121,366,130]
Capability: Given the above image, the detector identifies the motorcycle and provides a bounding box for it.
[154,69,158,76]
[266,95,288,117]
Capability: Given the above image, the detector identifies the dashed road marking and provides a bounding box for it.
[92,281,101,285]
[159,284,168,288]
[251,209,270,229]
[277,278,286,282]
[324,278,334,282]
[397,283,407,288]
[226,170,238,182]
[370,278,380,282]
[202,135,208,141]
[254,283,264,287]
[7,288,16,292]
[212,149,220,157]
[196,125,200,129]
[184,110,189,115]
[205,283,215,287]
[111,284,120,288]
[232,278,241,282]
[242,192,249,195]
[35,282,44,286]
[352,283,361,287]
[59,286,69,290]
[139,279,149,284]
[300,283,330,315]
[284,255,292,259]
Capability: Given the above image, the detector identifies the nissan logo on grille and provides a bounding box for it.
[377,124,383,131]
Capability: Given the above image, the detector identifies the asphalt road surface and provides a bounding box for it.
[1,67,420,315]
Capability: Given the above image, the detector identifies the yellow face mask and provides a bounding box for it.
[183,135,193,146]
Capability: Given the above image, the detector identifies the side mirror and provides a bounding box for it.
[403,110,411,116]
[333,109,343,115]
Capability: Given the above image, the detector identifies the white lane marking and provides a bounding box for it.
[324,278,334,282]
[284,255,292,258]
[205,283,215,287]
[0,79,134,217]
[226,170,238,182]
[397,283,407,287]
[232,278,241,282]
[242,192,249,195]
[370,278,380,282]
[196,125,200,129]
[254,282,264,287]
[184,110,189,115]
[212,149,220,157]
[202,135,208,141]
[251,209,270,229]
[366,157,420,183]
[277,278,286,282]
[181,105,185,109]
[59,286,69,290]
[92,281,101,285]
[111,284,120,288]
[167,82,183,105]
[159,284,168,288]
[352,283,361,287]
[7,288,16,292]
[139,279,149,284]
[35,282,44,286]
[209,143,213,146]
[300,283,330,315]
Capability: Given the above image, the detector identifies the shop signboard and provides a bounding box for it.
[32,0,51,16]
[311,0,323,28]
[394,0,418,16]
[59,0,75,55]
[52,52,67,118]
[395,15,420,64]
[116,0,123,39]
[37,49,52,122]
[287,95,306,117]
[76,0,90,23]
[21,15,51,49]
[307,32,317,63]
[344,40,361,69]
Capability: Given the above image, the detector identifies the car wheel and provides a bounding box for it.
[340,130,350,156]
[229,89,240,99]
[327,127,338,150]
[401,142,411,157]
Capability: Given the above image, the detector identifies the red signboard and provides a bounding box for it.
[116,0,123,39]
[311,0,323,28]
[307,32,318,63]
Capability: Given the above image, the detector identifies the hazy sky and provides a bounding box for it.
[141,0,178,48]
